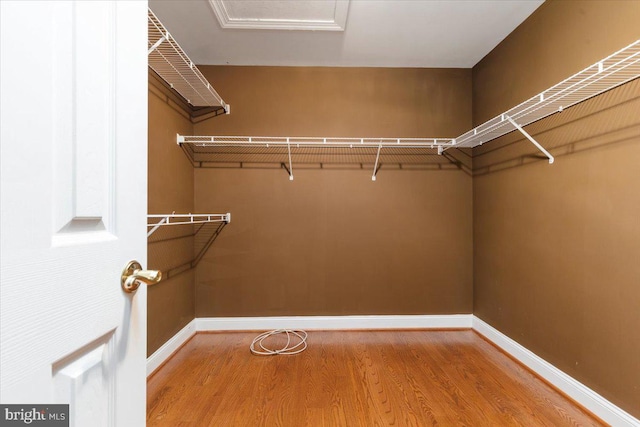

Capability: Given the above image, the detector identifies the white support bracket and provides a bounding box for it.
[176,133,185,145]
[147,215,169,237]
[286,137,294,181]
[505,115,555,164]
[148,35,166,55]
[372,142,382,181]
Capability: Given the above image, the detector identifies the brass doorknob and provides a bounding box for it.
[121,260,162,293]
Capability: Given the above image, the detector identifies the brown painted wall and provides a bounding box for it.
[472,0,640,417]
[147,76,196,355]
[193,67,473,316]
[196,67,470,137]
[473,0,640,125]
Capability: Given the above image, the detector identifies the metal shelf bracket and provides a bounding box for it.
[372,142,382,181]
[287,137,294,181]
[505,115,554,164]
[148,34,166,55]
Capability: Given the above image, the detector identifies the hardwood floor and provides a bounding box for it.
[147,330,604,426]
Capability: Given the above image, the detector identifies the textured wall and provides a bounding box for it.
[472,0,640,417]
[193,67,474,317]
[147,75,196,356]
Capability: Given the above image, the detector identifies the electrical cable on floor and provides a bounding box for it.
[250,329,308,355]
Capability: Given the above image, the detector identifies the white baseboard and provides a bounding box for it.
[195,314,473,331]
[146,319,196,377]
[473,316,640,427]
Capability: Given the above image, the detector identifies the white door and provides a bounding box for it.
[1,1,148,426]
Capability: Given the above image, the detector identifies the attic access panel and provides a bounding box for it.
[209,0,349,31]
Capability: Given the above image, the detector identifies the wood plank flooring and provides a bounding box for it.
[147,330,604,426]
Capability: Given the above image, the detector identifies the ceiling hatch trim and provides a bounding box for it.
[208,0,349,31]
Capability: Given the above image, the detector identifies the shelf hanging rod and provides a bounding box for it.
[505,115,554,164]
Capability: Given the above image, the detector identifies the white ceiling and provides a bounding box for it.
[149,0,544,68]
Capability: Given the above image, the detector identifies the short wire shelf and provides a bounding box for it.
[148,8,229,111]
[147,213,231,280]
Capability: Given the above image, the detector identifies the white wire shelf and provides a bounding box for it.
[148,213,231,237]
[147,213,231,280]
[450,39,640,151]
[174,40,639,172]
[148,8,229,110]
[178,135,455,149]
[177,135,458,180]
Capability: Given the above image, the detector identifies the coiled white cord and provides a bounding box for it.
[250,329,308,355]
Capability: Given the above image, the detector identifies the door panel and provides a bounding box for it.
[52,3,117,245]
[52,1,114,237]
[53,331,116,427]
[0,1,148,425]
